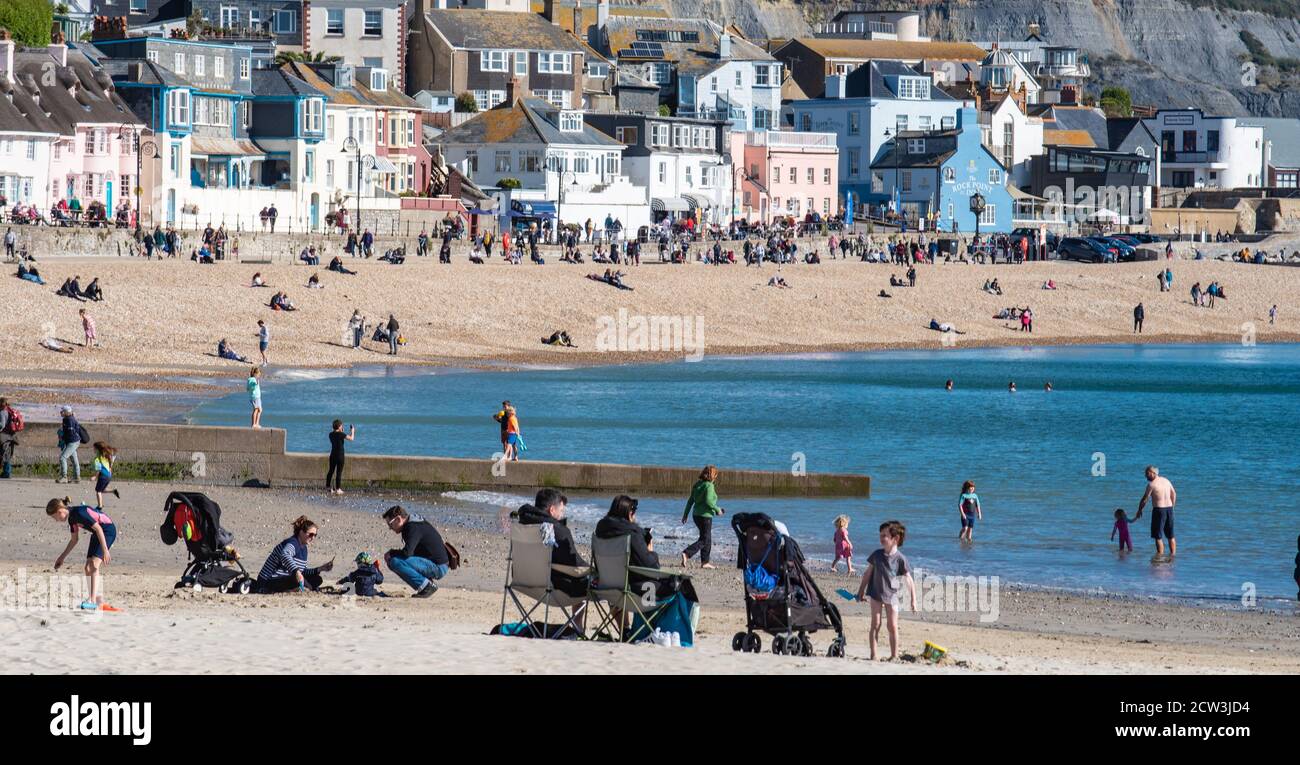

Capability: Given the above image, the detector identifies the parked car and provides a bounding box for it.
[1126,233,1164,244]
[1058,237,1115,263]
[1009,227,1061,253]
[1091,236,1137,261]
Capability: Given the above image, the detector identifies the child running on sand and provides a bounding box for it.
[855,521,917,660]
[92,442,121,508]
[1111,508,1141,552]
[831,515,854,574]
[47,497,117,610]
[958,480,982,542]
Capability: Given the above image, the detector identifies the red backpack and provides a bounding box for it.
[172,503,204,542]
[2,406,22,434]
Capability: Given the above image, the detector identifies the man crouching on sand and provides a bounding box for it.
[383,505,450,598]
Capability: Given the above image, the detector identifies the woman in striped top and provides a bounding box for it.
[255,515,333,593]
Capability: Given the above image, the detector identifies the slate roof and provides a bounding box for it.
[871,130,959,168]
[423,9,587,52]
[1036,104,1108,147]
[844,59,955,100]
[251,68,324,99]
[779,38,987,62]
[280,62,424,110]
[3,47,144,137]
[436,97,620,148]
[598,16,772,76]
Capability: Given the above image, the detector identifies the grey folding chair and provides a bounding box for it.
[500,521,590,639]
[588,533,682,643]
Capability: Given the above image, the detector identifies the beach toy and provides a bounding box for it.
[921,641,947,663]
[835,588,856,601]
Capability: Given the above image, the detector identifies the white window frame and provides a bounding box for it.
[363,9,383,36]
[168,90,191,126]
[481,50,509,73]
[538,52,572,74]
[326,9,344,35]
[174,52,185,74]
[302,98,324,134]
[514,52,528,76]
[214,56,224,78]
[240,58,250,79]
[194,55,205,77]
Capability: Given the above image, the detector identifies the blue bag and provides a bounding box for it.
[744,540,779,593]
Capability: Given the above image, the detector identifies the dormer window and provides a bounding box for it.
[370,69,388,92]
[896,76,928,100]
[560,111,583,133]
[907,138,925,154]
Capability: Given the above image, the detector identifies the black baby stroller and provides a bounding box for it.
[160,492,253,594]
[730,512,845,657]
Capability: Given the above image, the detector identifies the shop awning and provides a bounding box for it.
[683,193,712,209]
[651,196,689,212]
[371,156,399,173]
[1007,185,1046,202]
[190,136,265,158]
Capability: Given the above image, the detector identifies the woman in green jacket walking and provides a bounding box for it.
[681,465,724,568]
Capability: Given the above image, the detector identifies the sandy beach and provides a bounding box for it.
[3,478,1297,675]
[3,237,1299,414]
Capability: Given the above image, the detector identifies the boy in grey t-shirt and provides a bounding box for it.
[855,520,917,661]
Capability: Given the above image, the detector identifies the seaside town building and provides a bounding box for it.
[1143,108,1266,190]
[584,112,730,224]
[406,2,589,110]
[868,106,1013,232]
[431,95,650,235]
[732,130,839,224]
[0,31,146,219]
[790,60,964,215]
[590,11,782,132]
[772,37,986,100]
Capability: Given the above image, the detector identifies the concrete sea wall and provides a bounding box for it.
[10,421,870,498]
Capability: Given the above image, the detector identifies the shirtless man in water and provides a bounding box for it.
[1136,465,1177,560]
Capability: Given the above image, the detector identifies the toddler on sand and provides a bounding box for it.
[855,521,917,660]
[831,515,854,574]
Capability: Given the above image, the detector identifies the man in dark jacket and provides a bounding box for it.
[516,488,588,597]
[382,505,449,597]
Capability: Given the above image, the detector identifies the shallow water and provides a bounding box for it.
[190,343,1300,603]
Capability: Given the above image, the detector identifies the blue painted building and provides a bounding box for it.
[88,36,329,229]
[869,106,1013,233]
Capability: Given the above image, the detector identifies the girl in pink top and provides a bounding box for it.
[80,309,97,348]
[831,515,855,574]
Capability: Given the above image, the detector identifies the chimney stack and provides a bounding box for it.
[506,76,521,105]
[0,30,13,85]
[574,0,583,37]
[543,0,557,24]
[49,26,68,68]
[597,0,609,31]
[719,32,731,59]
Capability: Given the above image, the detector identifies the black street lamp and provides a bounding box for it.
[342,136,375,235]
[118,125,155,236]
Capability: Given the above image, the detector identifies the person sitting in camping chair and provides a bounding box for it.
[590,495,698,643]
[500,489,591,638]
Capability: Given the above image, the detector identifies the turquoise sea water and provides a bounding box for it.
[190,344,1300,603]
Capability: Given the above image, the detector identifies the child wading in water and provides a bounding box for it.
[47,497,117,610]
[1111,508,1141,552]
[830,515,855,574]
[92,442,121,508]
[958,480,982,542]
[855,520,916,660]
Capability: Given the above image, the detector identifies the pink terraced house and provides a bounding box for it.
[5,35,145,221]
[732,130,839,224]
